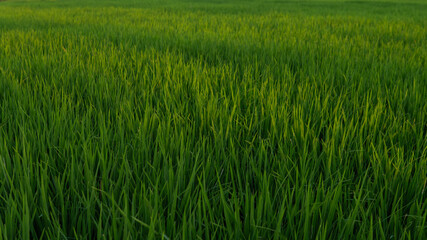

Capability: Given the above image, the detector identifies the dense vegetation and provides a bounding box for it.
[0,0,426,239]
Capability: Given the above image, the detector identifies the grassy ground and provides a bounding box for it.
[0,0,426,239]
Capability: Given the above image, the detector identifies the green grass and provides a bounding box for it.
[0,0,426,239]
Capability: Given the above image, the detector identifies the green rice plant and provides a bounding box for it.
[0,0,426,239]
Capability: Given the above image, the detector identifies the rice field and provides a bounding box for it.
[0,0,426,239]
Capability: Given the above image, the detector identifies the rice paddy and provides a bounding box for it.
[0,0,426,239]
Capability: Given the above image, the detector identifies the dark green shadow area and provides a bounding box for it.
[1,0,427,19]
